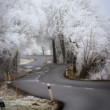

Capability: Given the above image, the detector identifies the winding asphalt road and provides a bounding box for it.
[16,55,110,110]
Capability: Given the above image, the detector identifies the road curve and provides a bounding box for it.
[16,55,110,110]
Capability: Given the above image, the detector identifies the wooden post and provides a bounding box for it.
[47,83,54,101]
[4,71,7,88]
[13,74,18,96]
[45,55,47,64]
[7,72,11,84]
[64,60,66,64]
[8,72,11,81]
[66,69,68,76]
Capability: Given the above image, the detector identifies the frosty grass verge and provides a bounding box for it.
[0,84,58,110]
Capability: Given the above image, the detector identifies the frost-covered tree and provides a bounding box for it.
[46,0,110,79]
[0,0,110,79]
[0,0,48,79]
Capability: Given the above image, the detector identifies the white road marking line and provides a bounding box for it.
[66,86,72,88]
[18,80,38,82]
[36,80,39,82]
[42,82,46,85]
[64,85,72,88]
[37,75,41,78]
[50,84,55,86]
[37,76,40,78]
[85,88,94,90]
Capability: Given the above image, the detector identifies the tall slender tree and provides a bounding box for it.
[52,39,57,63]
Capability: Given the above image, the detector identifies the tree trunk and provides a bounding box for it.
[73,55,77,72]
[59,35,66,64]
[52,39,57,63]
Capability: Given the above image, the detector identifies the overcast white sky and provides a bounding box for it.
[94,0,110,18]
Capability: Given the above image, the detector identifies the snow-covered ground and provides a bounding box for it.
[20,59,35,65]
[0,84,58,110]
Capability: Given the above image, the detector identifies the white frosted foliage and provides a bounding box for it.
[0,0,110,79]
